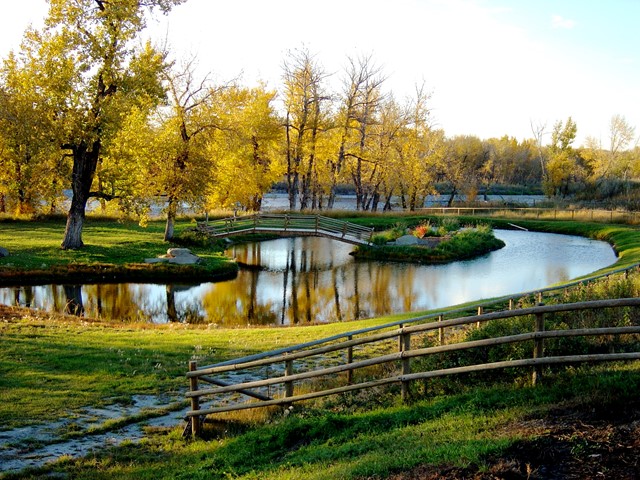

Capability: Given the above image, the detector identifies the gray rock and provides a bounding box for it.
[145,258,169,264]
[394,235,420,246]
[166,248,193,257]
[167,254,202,265]
[0,247,8,258]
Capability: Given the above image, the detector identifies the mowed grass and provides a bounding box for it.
[0,217,236,282]
[0,311,401,430]
[10,364,640,480]
[0,217,201,268]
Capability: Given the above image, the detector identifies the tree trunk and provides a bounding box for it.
[61,141,100,250]
[164,197,177,241]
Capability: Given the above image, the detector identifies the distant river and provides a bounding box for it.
[0,230,617,326]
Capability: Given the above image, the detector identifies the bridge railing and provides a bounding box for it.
[198,214,374,244]
[185,297,640,436]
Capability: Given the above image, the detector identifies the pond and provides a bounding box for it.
[0,230,617,326]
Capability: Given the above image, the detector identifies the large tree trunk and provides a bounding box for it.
[164,196,177,241]
[61,141,100,250]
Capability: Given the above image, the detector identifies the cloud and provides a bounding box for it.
[551,15,576,29]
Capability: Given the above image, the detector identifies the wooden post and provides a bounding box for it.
[476,306,483,329]
[438,314,444,345]
[347,335,354,385]
[537,291,543,304]
[285,359,294,399]
[508,298,514,310]
[532,309,545,386]
[400,331,411,402]
[189,361,202,438]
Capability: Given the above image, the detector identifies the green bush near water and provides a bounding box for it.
[355,224,505,263]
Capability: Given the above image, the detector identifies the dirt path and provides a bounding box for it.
[0,394,188,475]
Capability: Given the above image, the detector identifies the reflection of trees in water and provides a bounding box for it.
[63,285,84,316]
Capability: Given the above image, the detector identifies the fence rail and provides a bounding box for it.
[417,206,640,224]
[185,296,640,436]
[197,213,374,246]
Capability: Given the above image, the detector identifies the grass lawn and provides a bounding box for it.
[0,217,237,284]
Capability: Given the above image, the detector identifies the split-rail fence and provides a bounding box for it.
[185,289,640,436]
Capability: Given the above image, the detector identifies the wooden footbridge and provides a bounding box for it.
[197,213,374,246]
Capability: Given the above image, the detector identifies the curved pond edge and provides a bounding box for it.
[1,217,638,288]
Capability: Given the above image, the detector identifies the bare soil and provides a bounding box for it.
[378,399,640,480]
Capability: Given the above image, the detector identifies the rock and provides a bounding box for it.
[394,235,420,246]
[0,247,8,258]
[167,254,202,265]
[145,258,169,264]
[166,248,193,257]
[146,248,202,265]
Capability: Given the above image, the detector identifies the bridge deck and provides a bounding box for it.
[197,214,374,246]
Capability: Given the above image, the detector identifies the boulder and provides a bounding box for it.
[166,248,193,257]
[145,247,202,265]
[394,235,420,246]
[0,247,9,258]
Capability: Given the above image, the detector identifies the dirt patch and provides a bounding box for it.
[0,395,187,475]
[377,400,640,480]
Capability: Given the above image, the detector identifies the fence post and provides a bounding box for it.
[285,358,294,399]
[347,335,354,385]
[532,308,545,386]
[400,329,412,402]
[438,314,444,345]
[189,361,202,437]
[477,306,483,329]
[508,298,514,310]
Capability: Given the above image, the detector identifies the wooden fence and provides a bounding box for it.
[417,206,640,224]
[197,213,374,246]
[185,296,640,436]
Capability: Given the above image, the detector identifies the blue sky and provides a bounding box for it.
[1,0,638,146]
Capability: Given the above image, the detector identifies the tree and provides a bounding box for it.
[0,51,62,214]
[282,48,330,210]
[442,135,489,206]
[328,55,385,210]
[205,85,283,211]
[544,117,583,197]
[393,85,444,211]
[341,57,386,211]
[149,58,223,241]
[19,0,184,249]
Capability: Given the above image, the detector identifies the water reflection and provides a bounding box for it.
[0,231,617,326]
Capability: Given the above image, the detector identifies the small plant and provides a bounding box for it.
[412,222,432,239]
[437,217,461,236]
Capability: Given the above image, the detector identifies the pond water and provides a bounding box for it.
[0,230,617,326]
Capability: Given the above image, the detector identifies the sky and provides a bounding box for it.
[1,0,639,147]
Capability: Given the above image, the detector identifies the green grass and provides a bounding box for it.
[2,213,640,477]
[0,312,402,430]
[0,217,237,284]
[9,365,640,479]
[355,226,505,263]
